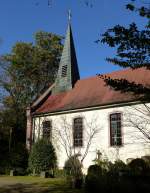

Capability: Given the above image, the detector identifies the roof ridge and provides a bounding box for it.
[78,67,148,82]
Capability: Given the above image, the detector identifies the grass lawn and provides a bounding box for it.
[0,176,84,193]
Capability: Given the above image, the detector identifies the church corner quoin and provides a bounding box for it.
[26,20,150,171]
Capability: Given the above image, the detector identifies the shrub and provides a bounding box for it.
[87,164,102,176]
[141,156,150,169]
[86,159,150,193]
[85,164,107,193]
[128,158,148,176]
[55,169,66,178]
[0,143,29,175]
[28,139,57,174]
[0,134,10,174]
[64,155,82,177]
[85,162,129,193]
[108,160,127,177]
[105,161,128,193]
[113,160,127,170]
[95,158,112,174]
[64,155,83,189]
[10,144,29,169]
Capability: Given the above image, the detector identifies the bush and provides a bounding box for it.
[10,144,29,169]
[94,158,111,174]
[108,160,127,177]
[113,160,127,170]
[64,155,83,189]
[0,134,10,174]
[55,169,66,178]
[85,164,107,193]
[28,139,57,174]
[87,164,102,176]
[64,155,82,177]
[85,159,150,193]
[0,144,28,175]
[128,158,149,176]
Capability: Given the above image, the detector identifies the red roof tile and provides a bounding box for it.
[34,68,150,114]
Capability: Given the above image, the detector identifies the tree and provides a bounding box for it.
[0,115,9,171]
[0,31,63,145]
[124,104,150,142]
[9,143,29,171]
[52,114,100,187]
[97,1,150,143]
[28,139,57,174]
[54,115,100,164]
[99,0,150,100]
[1,31,62,108]
[52,115,101,181]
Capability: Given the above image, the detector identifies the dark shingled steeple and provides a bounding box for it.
[52,20,80,94]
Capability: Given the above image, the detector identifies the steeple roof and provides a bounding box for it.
[52,22,80,94]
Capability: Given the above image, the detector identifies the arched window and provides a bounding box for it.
[42,120,52,141]
[110,113,122,146]
[73,117,83,147]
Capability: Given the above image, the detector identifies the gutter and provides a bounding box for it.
[32,100,143,118]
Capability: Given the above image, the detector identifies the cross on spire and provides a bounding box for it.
[52,12,80,94]
[68,9,72,23]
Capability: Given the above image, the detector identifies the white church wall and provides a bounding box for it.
[33,102,150,170]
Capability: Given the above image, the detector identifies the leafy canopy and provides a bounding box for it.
[99,0,150,100]
[1,31,63,108]
[0,31,63,146]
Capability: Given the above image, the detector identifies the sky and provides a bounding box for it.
[0,0,146,78]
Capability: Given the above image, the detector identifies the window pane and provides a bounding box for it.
[42,121,52,141]
[110,113,122,146]
[73,118,83,147]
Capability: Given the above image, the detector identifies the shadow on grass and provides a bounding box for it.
[0,180,83,193]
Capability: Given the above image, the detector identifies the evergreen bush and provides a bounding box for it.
[128,158,148,176]
[10,144,28,168]
[28,139,57,175]
[85,164,107,193]
[85,157,150,193]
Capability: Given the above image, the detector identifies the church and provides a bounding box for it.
[26,19,150,170]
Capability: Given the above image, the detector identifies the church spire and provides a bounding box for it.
[52,12,80,94]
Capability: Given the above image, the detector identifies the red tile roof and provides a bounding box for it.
[33,68,150,114]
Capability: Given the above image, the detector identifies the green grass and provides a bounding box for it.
[0,176,84,193]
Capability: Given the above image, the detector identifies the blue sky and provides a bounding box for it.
[0,0,146,78]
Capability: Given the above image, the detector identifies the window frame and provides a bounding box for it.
[32,118,35,143]
[42,120,52,141]
[109,112,123,147]
[73,117,84,148]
